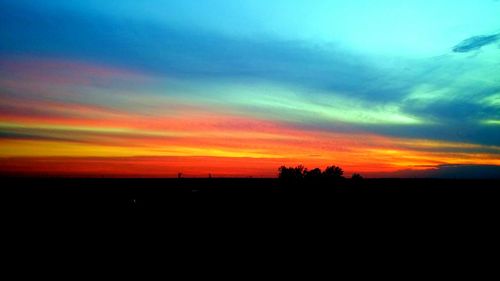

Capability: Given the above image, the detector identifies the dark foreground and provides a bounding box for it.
[5,177,500,253]
[3,178,500,213]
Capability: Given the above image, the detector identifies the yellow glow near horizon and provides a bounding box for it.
[0,140,282,159]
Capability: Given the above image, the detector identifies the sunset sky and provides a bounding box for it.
[1,0,499,177]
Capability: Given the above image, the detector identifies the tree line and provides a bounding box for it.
[278,165,363,183]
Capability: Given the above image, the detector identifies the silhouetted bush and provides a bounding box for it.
[351,173,363,181]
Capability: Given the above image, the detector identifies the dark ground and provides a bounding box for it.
[3,177,500,260]
[3,177,500,213]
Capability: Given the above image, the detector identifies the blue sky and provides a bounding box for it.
[12,0,500,55]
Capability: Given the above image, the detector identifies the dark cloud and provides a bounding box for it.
[304,120,500,147]
[453,34,499,53]
[0,131,70,142]
[402,94,500,123]
[378,165,500,179]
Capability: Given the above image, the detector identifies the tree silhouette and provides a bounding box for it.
[279,165,351,188]
[304,168,322,180]
[294,165,306,179]
[278,165,306,182]
[323,166,344,179]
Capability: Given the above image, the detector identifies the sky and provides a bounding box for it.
[0,0,499,177]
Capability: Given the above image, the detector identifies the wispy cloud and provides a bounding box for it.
[453,33,499,52]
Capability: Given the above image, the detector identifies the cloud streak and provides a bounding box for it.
[376,164,500,179]
[453,33,500,53]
